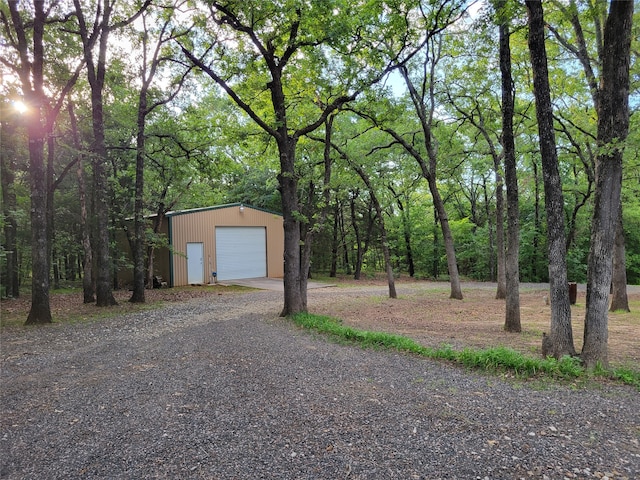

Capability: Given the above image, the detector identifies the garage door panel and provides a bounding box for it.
[216,227,266,280]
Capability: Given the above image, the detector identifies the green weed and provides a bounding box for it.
[291,312,640,390]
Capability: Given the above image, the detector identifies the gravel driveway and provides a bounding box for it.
[1,287,639,479]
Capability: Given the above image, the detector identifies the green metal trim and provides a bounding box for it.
[168,215,174,287]
[166,202,282,218]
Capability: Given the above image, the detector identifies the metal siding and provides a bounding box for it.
[170,205,284,287]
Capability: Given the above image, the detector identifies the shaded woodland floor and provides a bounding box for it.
[2,278,638,368]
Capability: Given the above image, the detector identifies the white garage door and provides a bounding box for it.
[215,227,267,280]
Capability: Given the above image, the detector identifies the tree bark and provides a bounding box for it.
[389,187,415,278]
[329,203,340,277]
[610,203,629,312]
[24,112,52,324]
[7,0,52,324]
[532,158,542,280]
[582,0,633,369]
[69,102,95,303]
[350,193,364,280]
[277,135,305,316]
[498,2,521,332]
[494,168,506,299]
[429,176,462,299]
[73,0,117,306]
[0,109,20,298]
[395,63,463,299]
[526,1,575,357]
[400,201,415,278]
[129,83,147,303]
[300,115,336,308]
[352,165,396,299]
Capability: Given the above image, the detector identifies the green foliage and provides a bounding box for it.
[291,313,640,389]
[3,0,640,301]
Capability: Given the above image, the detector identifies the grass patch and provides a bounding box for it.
[291,312,640,390]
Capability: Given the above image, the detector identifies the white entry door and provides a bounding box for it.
[215,227,267,280]
[186,242,204,284]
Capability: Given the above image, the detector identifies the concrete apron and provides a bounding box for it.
[216,277,333,291]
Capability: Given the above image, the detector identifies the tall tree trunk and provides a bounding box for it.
[391,61,463,299]
[74,0,117,306]
[493,168,506,299]
[532,158,541,281]
[432,209,440,279]
[481,176,495,282]
[25,114,52,324]
[146,207,167,288]
[389,188,415,278]
[93,15,117,306]
[46,134,58,290]
[300,115,336,308]
[350,193,363,280]
[340,205,352,276]
[526,1,575,358]
[582,0,633,369]
[69,102,95,303]
[498,2,521,332]
[277,136,305,316]
[130,79,149,303]
[329,203,339,278]
[610,203,629,312]
[400,203,415,278]
[9,0,53,324]
[0,115,20,298]
[352,167,396,299]
[429,177,463,299]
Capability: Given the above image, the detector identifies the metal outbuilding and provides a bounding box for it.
[119,203,284,287]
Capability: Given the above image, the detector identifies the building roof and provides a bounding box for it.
[166,203,282,218]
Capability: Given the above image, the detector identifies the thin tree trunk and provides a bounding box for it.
[47,134,59,291]
[350,194,363,280]
[498,2,521,332]
[532,158,541,280]
[340,204,352,276]
[429,177,463,299]
[352,165,396,299]
[432,209,439,279]
[610,203,629,312]
[481,176,495,282]
[389,188,415,278]
[69,102,95,303]
[400,204,415,278]
[329,203,339,278]
[0,118,20,298]
[494,167,506,299]
[385,59,462,298]
[526,0,575,358]
[582,0,633,369]
[300,115,336,308]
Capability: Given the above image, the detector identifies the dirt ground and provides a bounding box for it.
[312,278,640,368]
[2,279,638,367]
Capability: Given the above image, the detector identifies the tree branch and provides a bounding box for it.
[178,42,278,138]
